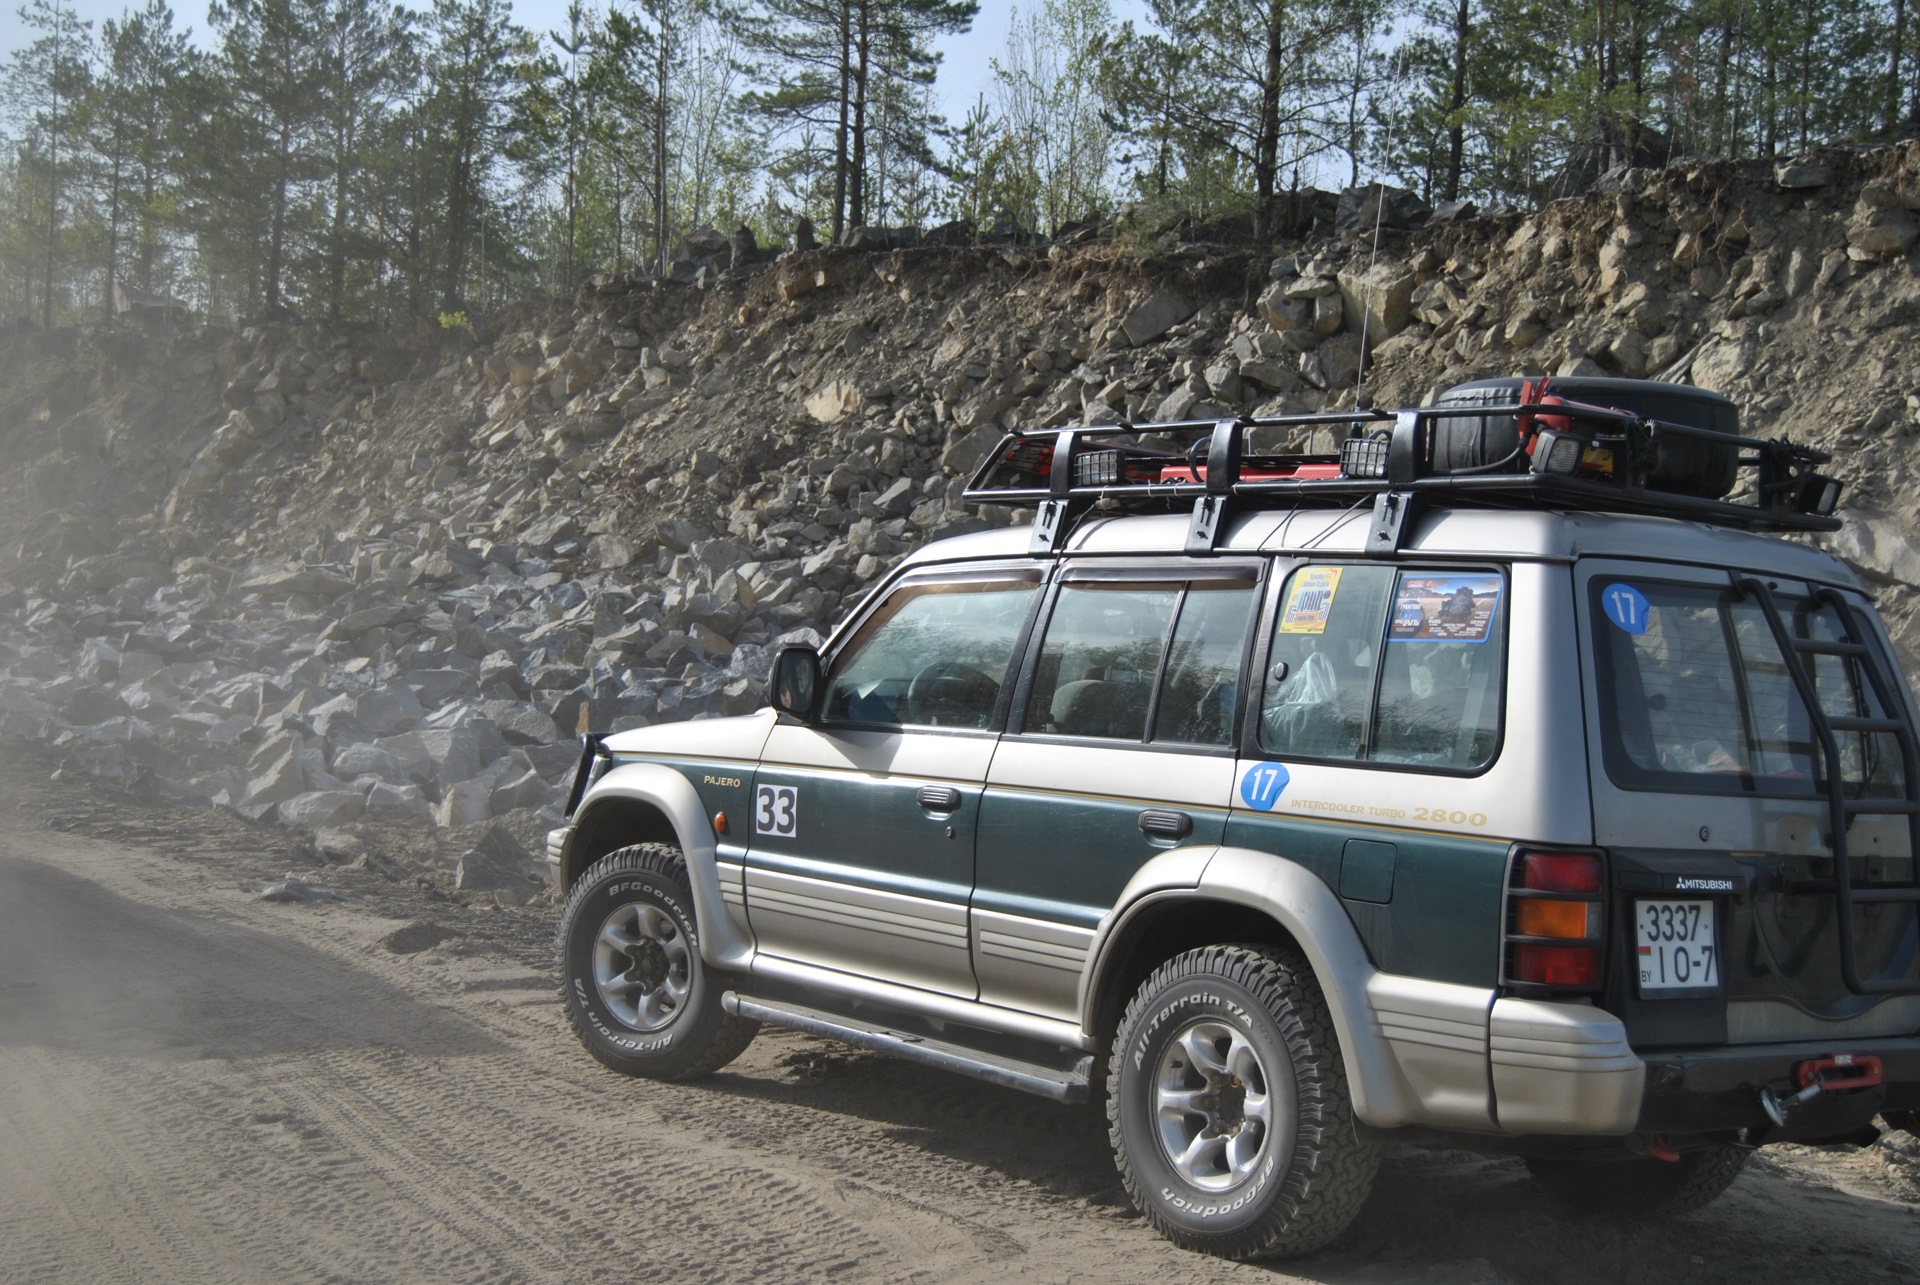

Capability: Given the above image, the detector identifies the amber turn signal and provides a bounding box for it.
[712,812,728,835]
[1515,898,1596,940]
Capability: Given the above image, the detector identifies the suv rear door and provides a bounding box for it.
[972,562,1263,1021]
[1577,558,1920,1040]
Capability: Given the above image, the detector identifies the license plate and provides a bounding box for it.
[1635,899,1720,996]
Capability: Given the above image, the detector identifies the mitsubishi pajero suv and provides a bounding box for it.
[546,377,1920,1260]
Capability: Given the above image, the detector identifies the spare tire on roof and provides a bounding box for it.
[1430,376,1741,499]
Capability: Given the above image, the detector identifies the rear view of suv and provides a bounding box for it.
[546,377,1920,1259]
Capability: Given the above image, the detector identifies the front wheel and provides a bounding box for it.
[1525,1144,1750,1216]
[556,844,757,1080]
[1107,944,1377,1260]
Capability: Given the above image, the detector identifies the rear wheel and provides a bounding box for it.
[557,844,758,1080]
[1525,1144,1750,1216]
[1107,944,1376,1259]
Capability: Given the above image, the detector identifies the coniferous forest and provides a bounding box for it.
[3,0,1917,327]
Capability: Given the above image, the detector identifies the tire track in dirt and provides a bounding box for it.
[267,1041,934,1281]
[0,1048,254,1285]
[5,768,1918,1285]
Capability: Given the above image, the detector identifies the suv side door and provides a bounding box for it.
[746,564,1044,998]
[972,562,1264,1020]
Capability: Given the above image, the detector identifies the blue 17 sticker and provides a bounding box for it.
[1601,583,1650,635]
[1239,762,1291,811]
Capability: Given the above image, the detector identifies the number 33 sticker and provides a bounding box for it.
[755,784,798,836]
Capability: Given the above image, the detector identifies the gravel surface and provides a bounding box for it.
[2,751,1916,1284]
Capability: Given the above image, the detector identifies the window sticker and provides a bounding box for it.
[1600,582,1650,635]
[1238,762,1291,811]
[1389,574,1502,643]
[1279,567,1344,635]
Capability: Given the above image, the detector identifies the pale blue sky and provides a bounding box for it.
[3,0,1152,123]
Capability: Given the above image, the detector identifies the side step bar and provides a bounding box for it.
[723,993,1095,1104]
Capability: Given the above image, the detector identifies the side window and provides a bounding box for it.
[1154,583,1260,746]
[1027,578,1259,745]
[1031,583,1180,740]
[1372,572,1506,766]
[1259,565,1506,770]
[1261,566,1394,760]
[822,576,1039,729]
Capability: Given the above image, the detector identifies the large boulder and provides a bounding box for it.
[278,790,367,829]
[1336,264,1416,342]
[1120,286,1195,347]
[454,826,545,903]
[1334,184,1430,234]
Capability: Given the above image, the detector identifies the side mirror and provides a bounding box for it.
[770,645,822,722]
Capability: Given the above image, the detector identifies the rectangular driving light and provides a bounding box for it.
[1530,430,1585,476]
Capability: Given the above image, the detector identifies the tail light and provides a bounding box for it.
[1503,848,1607,991]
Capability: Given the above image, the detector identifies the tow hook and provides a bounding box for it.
[1760,1053,1884,1126]
[1628,1133,1681,1163]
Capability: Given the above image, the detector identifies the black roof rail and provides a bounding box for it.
[960,398,1842,555]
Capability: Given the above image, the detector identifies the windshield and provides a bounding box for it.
[1591,578,1906,797]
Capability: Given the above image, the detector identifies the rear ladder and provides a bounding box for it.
[1736,577,1920,995]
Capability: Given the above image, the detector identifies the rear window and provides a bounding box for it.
[1590,579,1906,797]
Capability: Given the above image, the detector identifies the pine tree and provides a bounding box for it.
[425,0,533,309]
[741,0,974,239]
[315,0,413,319]
[5,0,94,327]
[208,0,328,315]
[89,0,194,314]
[1099,0,1226,213]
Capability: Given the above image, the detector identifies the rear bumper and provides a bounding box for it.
[1636,1038,1920,1137]
[1487,1000,1920,1140]
[1491,999,1646,1134]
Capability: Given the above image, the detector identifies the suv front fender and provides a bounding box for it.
[1084,844,1501,1132]
[565,761,755,971]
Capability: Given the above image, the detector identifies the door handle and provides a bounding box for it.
[918,785,963,815]
[1138,809,1193,840]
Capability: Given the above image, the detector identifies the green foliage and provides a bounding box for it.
[988,0,1117,235]
[738,0,978,240]
[437,308,468,328]
[4,0,95,326]
[2,0,1914,324]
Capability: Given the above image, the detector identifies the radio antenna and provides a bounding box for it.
[1355,44,1411,412]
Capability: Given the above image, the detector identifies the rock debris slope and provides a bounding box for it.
[2,142,1919,867]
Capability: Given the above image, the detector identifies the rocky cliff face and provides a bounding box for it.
[3,141,1918,876]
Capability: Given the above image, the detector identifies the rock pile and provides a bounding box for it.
[4,139,1920,852]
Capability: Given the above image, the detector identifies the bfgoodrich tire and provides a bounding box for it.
[1107,944,1377,1259]
[557,844,757,1080]
[1524,1144,1750,1216]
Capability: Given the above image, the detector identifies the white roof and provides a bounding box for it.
[902,505,1861,588]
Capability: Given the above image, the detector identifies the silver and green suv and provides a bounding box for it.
[548,377,1920,1259]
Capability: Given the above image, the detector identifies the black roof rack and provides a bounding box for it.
[960,398,1843,556]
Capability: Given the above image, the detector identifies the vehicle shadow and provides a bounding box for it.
[695,1032,1919,1285]
[0,855,504,1062]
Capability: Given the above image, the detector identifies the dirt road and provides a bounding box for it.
[1,760,1917,1284]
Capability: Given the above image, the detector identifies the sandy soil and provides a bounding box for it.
[2,749,1917,1285]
